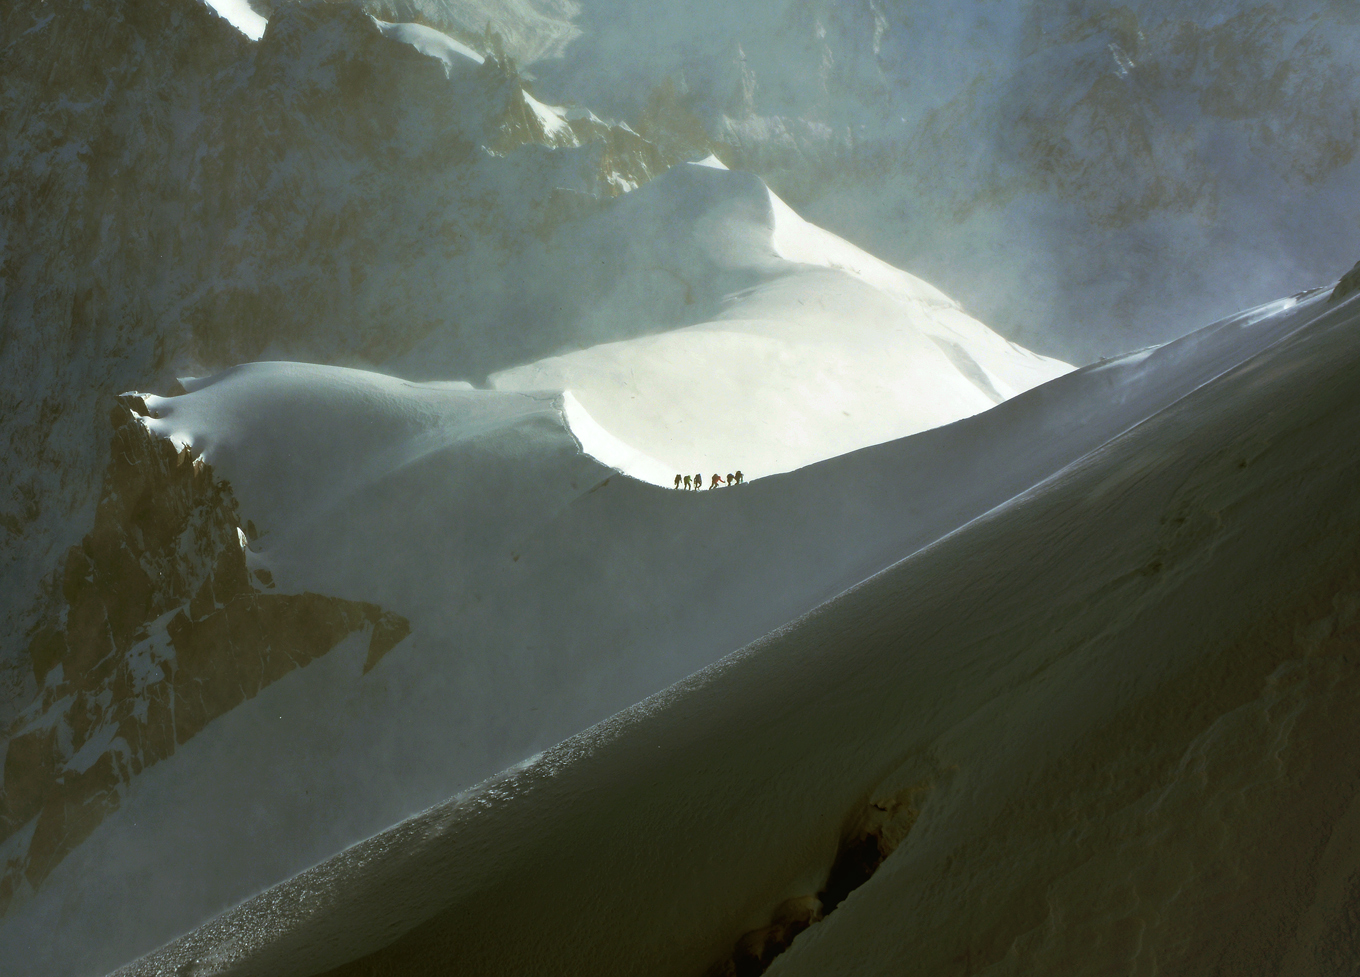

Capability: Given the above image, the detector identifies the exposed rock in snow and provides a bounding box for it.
[250,0,582,66]
[1331,259,1360,304]
[0,0,677,733]
[0,397,407,915]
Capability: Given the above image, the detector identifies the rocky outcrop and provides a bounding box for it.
[0,0,688,704]
[705,783,929,977]
[0,398,409,915]
[1332,260,1360,303]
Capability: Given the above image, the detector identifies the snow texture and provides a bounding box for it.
[474,159,1071,483]
[7,1,1360,973]
[115,279,1360,977]
[2,281,1346,976]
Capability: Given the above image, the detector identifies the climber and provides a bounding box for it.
[694,473,702,491]
[710,474,724,489]
[683,475,693,490]
[675,474,682,489]
[734,470,744,485]
[726,473,735,486]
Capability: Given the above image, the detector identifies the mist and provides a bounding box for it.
[3,0,1359,974]
[519,0,1360,361]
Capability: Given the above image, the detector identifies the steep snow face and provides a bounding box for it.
[483,160,1070,482]
[115,288,1360,977]
[3,281,1341,977]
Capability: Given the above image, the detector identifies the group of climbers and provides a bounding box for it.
[675,471,744,490]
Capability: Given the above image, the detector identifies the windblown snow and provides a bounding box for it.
[463,159,1069,483]
[7,5,1359,974]
[4,264,1347,977]
[114,282,1360,977]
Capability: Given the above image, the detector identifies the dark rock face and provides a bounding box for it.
[0,399,408,914]
[0,0,680,707]
[1331,260,1360,303]
[704,783,928,977]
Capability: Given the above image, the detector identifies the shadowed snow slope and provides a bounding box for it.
[477,159,1071,481]
[119,290,1360,976]
[0,284,1322,977]
[2,287,1347,977]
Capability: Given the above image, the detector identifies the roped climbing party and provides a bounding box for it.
[675,471,744,490]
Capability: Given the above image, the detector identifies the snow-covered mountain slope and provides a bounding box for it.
[2,273,1346,976]
[0,172,1065,949]
[1,2,1074,954]
[8,0,1359,972]
[118,285,1360,977]
[465,158,1071,481]
[143,365,579,539]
